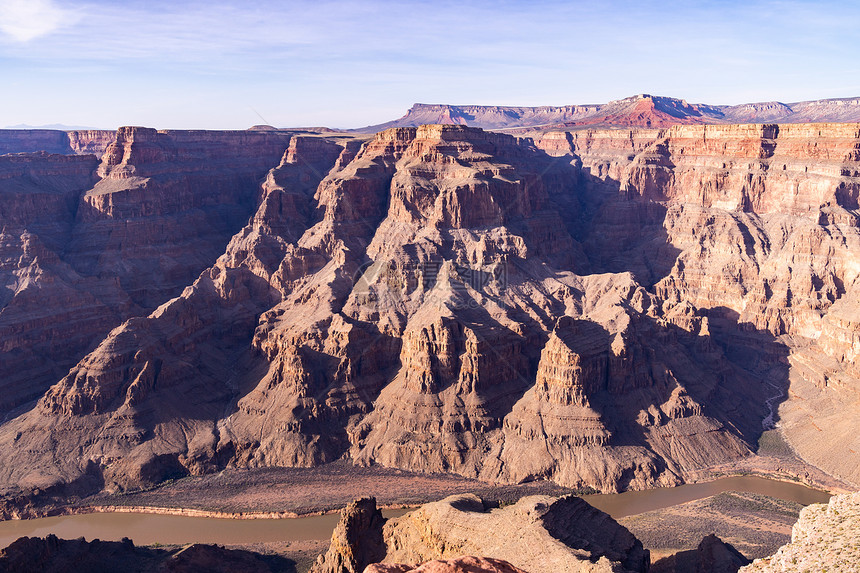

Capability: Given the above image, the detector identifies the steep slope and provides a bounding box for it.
[0,152,115,412]
[0,125,771,502]
[535,122,860,486]
[0,128,291,417]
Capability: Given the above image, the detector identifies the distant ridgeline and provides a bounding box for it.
[356,94,860,131]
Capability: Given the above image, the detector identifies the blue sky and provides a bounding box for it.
[1,0,858,129]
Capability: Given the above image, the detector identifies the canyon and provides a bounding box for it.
[0,114,859,573]
[0,119,859,507]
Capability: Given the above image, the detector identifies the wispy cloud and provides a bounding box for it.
[0,0,76,42]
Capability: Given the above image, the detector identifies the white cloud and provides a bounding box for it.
[0,0,72,42]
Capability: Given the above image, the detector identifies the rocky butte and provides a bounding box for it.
[0,108,858,569]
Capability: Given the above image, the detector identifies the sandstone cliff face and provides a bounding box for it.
[0,128,290,421]
[68,126,291,308]
[536,123,860,487]
[66,130,116,156]
[1,121,859,501]
[0,129,115,156]
[740,492,860,573]
[313,495,648,573]
[0,152,130,413]
[0,130,74,155]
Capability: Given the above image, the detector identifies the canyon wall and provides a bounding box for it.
[0,128,291,417]
[0,121,858,503]
[535,123,860,486]
[0,129,115,156]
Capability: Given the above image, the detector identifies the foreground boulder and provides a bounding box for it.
[741,491,860,572]
[313,494,648,573]
[365,556,529,573]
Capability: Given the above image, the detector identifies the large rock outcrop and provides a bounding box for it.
[365,557,529,573]
[312,497,387,573]
[740,492,860,572]
[313,494,648,573]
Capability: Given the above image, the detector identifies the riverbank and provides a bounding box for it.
[79,461,580,518]
[0,443,847,523]
[68,457,848,521]
[620,491,806,563]
[0,473,833,551]
[0,461,580,522]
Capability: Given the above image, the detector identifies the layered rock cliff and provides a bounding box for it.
[0,129,115,156]
[535,123,860,487]
[0,128,291,419]
[0,121,858,502]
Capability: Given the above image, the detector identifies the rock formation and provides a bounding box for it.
[0,534,291,573]
[651,534,750,573]
[0,128,291,421]
[312,497,387,573]
[0,119,858,503]
[364,556,529,573]
[357,95,860,132]
[313,494,648,573]
[740,492,860,572]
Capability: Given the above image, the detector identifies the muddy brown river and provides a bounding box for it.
[0,476,831,549]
